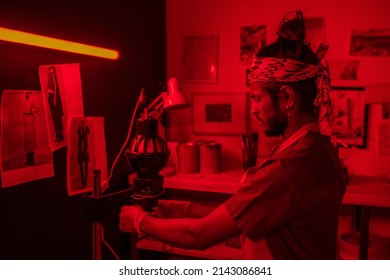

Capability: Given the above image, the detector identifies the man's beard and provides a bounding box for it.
[263,112,288,137]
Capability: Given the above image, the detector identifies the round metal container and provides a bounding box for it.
[176,142,199,174]
[200,143,221,174]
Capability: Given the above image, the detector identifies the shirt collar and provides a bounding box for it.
[272,122,319,156]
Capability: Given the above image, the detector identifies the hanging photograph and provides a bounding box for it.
[379,123,390,156]
[329,88,367,148]
[192,92,248,135]
[350,28,390,56]
[328,59,360,81]
[39,63,85,151]
[240,25,266,66]
[1,90,54,188]
[305,17,326,53]
[182,35,219,83]
[67,117,108,196]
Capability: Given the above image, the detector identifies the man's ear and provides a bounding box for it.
[279,86,296,108]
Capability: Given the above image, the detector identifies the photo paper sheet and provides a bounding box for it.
[305,17,326,53]
[1,90,54,187]
[39,63,84,151]
[67,117,108,196]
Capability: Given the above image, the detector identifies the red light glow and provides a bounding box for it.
[0,27,119,60]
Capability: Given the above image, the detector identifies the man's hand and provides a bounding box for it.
[119,205,147,233]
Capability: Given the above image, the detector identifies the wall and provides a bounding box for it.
[0,0,166,259]
[166,0,390,176]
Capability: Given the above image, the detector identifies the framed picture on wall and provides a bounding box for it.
[382,103,390,120]
[182,35,219,83]
[192,92,248,135]
[329,87,368,148]
[328,59,360,81]
[350,28,390,56]
[379,123,390,156]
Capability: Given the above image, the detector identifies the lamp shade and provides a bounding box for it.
[125,118,170,179]
[163,77,190,110]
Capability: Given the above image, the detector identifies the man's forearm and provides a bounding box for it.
[141,216,209,250]
[140,204,241,251]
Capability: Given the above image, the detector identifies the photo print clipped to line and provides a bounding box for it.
[305,16,326,54]
[240,24,266,66]
[39,63,85,151]
[67,117,108,196]
[1,90,54,188]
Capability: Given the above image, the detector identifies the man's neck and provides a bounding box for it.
[282,114,317,140]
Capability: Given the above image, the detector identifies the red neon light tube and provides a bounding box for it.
[0,27,119,60]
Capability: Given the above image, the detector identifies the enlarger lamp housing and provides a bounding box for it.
[125,118,170,180]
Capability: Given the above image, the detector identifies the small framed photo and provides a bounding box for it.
[329,87,368,148]
[182,35,219,84]
[328,59,360,81]
[379,123,390,156]
[382,103,390,120]
[192,92,248,135]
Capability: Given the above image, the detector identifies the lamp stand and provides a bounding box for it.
[92,170,103,260]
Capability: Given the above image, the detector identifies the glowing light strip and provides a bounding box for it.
[0,27,119,60]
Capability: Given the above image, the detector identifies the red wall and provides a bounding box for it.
[165,0,390,243]
[166,0,390,176]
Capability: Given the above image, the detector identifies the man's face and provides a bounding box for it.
[250,82,288,137]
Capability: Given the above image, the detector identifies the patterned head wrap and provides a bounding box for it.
[248,52,332,121]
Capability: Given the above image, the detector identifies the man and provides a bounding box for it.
[119,11,346,259]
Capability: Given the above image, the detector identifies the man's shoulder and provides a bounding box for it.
[270,131,336,172]
[287,131,332,157]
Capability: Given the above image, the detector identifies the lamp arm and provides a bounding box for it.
[146,92,167,116]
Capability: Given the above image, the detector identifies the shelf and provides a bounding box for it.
[163,169,244,194]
